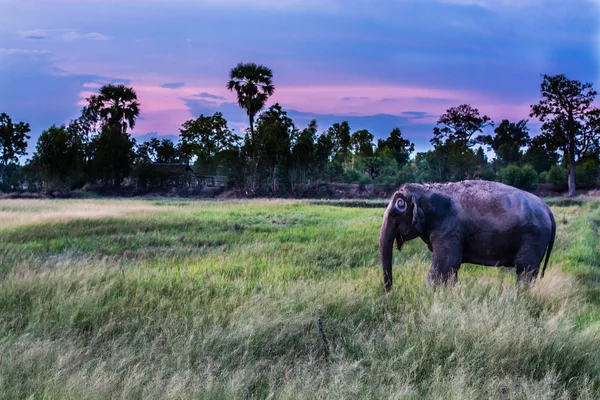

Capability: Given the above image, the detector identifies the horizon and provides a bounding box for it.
[0,0,598,156]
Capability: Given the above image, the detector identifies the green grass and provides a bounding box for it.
[0,198,599,399]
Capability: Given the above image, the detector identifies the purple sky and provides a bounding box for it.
[0,0,598,155]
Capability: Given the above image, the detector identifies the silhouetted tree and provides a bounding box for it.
[248,103,297,194]
[83,84,140,187]
[432,104,493,149]
[178,112,240,172]
[327,121,352,162]
[479,119,531,167]
[29,124,85,188]
[227,63,275,137]
[530,73,600,196]
[522,136,559,174]
[377,127,415,167]
[351,129,374,158]
[290,119,317,192]
[0,113,30,186]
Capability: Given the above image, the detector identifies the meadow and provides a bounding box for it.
[0,197,599,399]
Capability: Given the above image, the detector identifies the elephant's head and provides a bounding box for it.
[380,187,426,292]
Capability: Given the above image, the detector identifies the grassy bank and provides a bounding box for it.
[0,198,599,399]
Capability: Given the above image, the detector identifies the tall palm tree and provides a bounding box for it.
[89,84,141,133]
[226,63,275,136]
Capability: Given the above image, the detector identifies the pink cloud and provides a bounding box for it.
[75,73,536,137]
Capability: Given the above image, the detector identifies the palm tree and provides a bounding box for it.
[89,84,141,133]
[226,63,275,136]
[86,84,140,187]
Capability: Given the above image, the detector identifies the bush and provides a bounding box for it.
[475,168,496,182]
[396,164,415,185]
[497,164,538,191]
[538,171,549,184]
[575,160,599,189]
[548,165,568,192]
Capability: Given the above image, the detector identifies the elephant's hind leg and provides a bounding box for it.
[514,248,544,286]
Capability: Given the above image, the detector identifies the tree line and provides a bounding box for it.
[0,63,599,197]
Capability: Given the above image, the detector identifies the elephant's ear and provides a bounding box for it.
[412,196,426,238]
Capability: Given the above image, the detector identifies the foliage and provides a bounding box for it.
[575,159,599,189]
[523,136,560,174]
[178,112,240,172]
[530,73,600,196]
[89,125,136,186]
[548,165,568,192]
[479,119,531,167]
[497,164,538,191]
[432,104,493,148]
[29,124,86,189]
[0,113,31,187]
[226,62,275,136]
[376,127,414,167]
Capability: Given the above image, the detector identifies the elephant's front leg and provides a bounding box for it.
[425,241,463,289]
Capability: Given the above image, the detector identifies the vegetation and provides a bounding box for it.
[1,67,599,196]
[530,74,600,196]
[0,198,598,398]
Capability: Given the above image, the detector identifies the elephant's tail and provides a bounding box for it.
[541,211,556,279]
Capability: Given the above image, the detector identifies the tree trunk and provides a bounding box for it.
[249,114,254,137]
[567,162,576,197]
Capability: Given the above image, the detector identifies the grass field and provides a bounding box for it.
[0,198,599,399]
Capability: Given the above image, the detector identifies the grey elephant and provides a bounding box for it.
[379,180,556,292]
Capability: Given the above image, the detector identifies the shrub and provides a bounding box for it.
[575,160,599,189]
[539,171,549,184]
[548,165,568,192]
[497,164,538,191]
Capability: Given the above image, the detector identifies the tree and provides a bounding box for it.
[351,129,374,158]
[432,104,493,148]
[89,125,136,187]
[377,127,415,166]
[226,63,275,137]
[315,131,335,179]
[248,103,297,195]
[88,84,141,133]
[0,113,31,185]
[30,124,85,188]
[136,138,180,164]
[478,119,531,167]
[290,119,317,192]
[178,112,240,171]
[326,121,352,167]
[530,73,600,196]
[522,136,559,174]
[83,84,141,187]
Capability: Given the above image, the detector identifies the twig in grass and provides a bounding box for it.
[316,308,330,360]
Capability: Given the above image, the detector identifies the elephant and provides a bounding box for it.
[379,180,556,292]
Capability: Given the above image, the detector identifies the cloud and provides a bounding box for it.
[160,82,186,89]
[341,96,369,101]
[85,32,111,41]
[19,29,48,40]
[61,31,111,42]
[194,92,227,100]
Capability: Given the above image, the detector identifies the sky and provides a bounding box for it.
[0,0,598,156]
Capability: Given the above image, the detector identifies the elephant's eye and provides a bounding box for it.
[395,198,407,212]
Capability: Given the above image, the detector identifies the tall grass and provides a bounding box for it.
[0,198,598,399]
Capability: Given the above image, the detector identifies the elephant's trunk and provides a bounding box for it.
[380,211,399,292]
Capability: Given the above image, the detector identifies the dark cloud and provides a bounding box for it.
[159,82,186,89]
